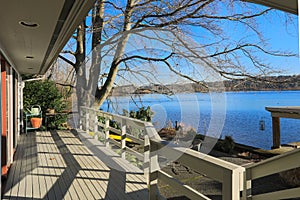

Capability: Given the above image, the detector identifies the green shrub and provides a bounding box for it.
[222,135,235,153]
[23,80,67,129]
[123,106,153,122]
[215,135,235,153]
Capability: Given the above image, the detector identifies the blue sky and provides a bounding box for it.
[192,7,300,76]
[259,11,299,75]
[79,2,300,88]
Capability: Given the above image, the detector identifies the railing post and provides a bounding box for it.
[105,118,110,147]
[272,116,281,149]
[94,112,98,140]
[86,110,89,134]
[242,169,252,200]
[144,134,150,185]
[149,140,159,200]
[79,107,83,130]
[222,169,241,200]
[121,119,126,160]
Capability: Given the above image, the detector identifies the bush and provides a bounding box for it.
[215,135,235,153]
[23,80,67,129]
[222,135,235,153]
[123,106,154,122]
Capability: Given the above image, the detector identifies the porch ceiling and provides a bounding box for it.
[244,0,298,15]
[0,0,95,75]
[0,0,296,76]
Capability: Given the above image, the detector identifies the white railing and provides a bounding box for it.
[80,107,300,199]
[243,148,300,200]
[149,138,245,200]
[80,106,245,200]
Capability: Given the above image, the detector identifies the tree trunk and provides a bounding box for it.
[94,0,134,107]
[86,0,105,108]
[74,20,88,110]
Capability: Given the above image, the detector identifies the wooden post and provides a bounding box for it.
[79,107,83,130]
[86,111,89,134]
[121,119,126,160]
[94,114,98,140]
[243,169,252,200]
[144,134,150,185]
[272,117,280,149]
[222,169,241,200]
[105,118,110,147]
[85,110,90,134]
[149,140,159,200]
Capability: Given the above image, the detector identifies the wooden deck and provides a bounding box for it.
[2,130,148,200]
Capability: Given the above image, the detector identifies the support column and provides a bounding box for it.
[272,117,280,149]
[121,119,126,160]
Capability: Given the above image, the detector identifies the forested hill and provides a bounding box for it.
[223,75,300,91]
[111,75,300,95]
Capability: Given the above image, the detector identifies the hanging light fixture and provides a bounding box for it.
[259,118,265,131]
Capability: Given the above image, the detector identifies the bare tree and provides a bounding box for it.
[58,0,297,109]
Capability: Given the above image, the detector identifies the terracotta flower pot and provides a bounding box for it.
[31,118,42,128]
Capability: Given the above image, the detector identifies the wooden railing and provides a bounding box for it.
[243,148,300,200]
[148,138,245,200]
[80,106,245,200]
[80,107,300,199]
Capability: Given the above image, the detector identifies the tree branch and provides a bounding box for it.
[61,50,76,55]
[55,82,75,88]
[58,55,75,67]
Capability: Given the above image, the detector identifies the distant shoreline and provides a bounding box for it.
[111,75,300,96]
[111,87,300,96]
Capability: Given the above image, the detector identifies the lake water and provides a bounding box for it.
[101,90,300,149]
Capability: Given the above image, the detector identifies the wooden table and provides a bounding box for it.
[265,106,300,149]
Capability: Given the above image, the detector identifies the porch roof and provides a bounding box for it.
[244,0,298,15]
[0,0,297,76]
[0,0,95,75]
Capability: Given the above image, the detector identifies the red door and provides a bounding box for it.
[1,58,7,177]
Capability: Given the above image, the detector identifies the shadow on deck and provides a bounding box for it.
[2,130,148,200]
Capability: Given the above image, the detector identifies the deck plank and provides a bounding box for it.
[25,133,34,199]
[51,131,87,199]
[77,130,148,200]
[62,131,107,199]
[42,135,69,200]
[2,132,25,199]
[74,155,103,199]
[41,134,57,198]
[3,130,148,200]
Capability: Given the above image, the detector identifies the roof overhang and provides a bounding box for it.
[244,0,298,15]
[0,0,297,76]
[0,0,95,75]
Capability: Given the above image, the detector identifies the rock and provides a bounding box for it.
[238,151,250,158]
[158,128,176,140]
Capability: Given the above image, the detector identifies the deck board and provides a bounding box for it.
[2,130,148,200]
[3,132,25,198]
[76,130,148,200]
